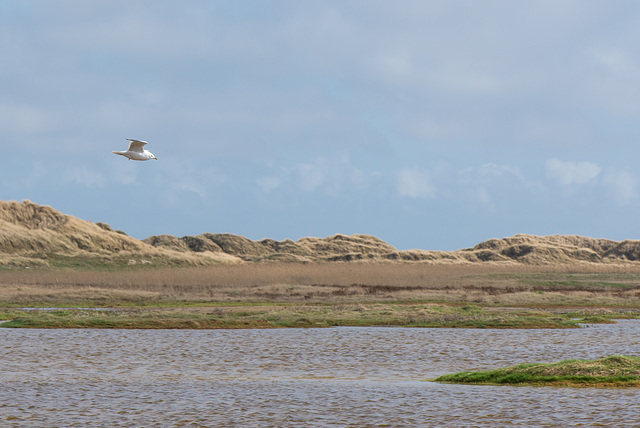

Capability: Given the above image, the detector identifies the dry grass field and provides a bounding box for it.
[2,262,640,307]
[1,262,640,329]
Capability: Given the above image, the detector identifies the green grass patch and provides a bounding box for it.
[0,304,621,329]
[435,355,640,387]
[44,254,187,271]
[487,272,640,292]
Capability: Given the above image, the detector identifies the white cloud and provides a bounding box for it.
[544,158,601,186]
[256,176,281,193]
[374,51,414,85]
[1,161,47,190]
[295,160,328,192]
[476,163,524,179]
[110,161,139,185]
[474,186,494,211]
[457,163,528,210]
[169,177,207,199]
[396,168,437,199]
[258,155,374,195]
[603,169,639,206]
[63,166,107,188]
[157,160,227,205]
[0,102,60,136]
[593,49,639,76]
[24,161,46,188]
[162,173,225,206]
[349,167,369,188]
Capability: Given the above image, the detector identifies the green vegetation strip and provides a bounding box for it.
[435,355,640,387]
[0,304,615,329]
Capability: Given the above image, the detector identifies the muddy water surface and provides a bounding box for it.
[1,321,640,427]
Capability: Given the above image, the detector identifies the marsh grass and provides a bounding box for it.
[0,303,592,329]
[2,263,640,328]
[435,355,640,387]
[2,263,640,306]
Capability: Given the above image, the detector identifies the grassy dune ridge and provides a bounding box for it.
[0,200,236,268]
[7,199,640,267]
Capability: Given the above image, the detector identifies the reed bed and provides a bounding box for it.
[1,262,640,307]
[2,263,640,328]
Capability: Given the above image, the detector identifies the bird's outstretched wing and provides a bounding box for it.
[126,138,148,152]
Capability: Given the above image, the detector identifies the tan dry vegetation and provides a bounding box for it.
[144,230,640,264]
[2,262,640,308]
[144,232,415,263]
[0,200,239,268]
[7,199,640,268]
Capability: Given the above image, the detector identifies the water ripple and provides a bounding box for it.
[1,321,639,426]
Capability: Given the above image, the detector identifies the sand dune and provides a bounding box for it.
[2,199,640,268]
[145,231,640,264]
[0,200,239,268]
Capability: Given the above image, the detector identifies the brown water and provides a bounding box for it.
[1,321,640,427]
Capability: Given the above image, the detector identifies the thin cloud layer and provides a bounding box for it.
[2,1,640,250]
[397,168,437,199]
[544,158,602,186]
[604,169,639,206]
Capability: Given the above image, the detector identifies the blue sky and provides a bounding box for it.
[2,1,640,250]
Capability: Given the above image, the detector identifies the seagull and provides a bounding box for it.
[112,139,158,161]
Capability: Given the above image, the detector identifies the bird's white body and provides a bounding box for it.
[112,139,158,161]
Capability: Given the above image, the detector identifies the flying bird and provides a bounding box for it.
[112,139,158,161]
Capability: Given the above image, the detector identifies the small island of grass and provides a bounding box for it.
[434,355,640,387]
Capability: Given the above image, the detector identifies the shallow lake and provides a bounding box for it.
[1,321,640,427]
